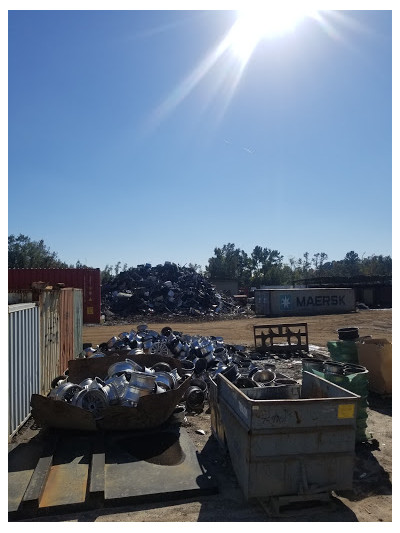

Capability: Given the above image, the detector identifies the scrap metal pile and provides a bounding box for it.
[50,358,184,419]
[101,262,245,319]
[73,324,299,416]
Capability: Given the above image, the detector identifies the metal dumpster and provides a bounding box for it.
[215,371,359,501]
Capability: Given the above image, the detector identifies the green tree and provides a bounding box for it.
[302,252,311,275]
[75,260,91,268]
[250,246,283,286]
[343,251,361,276]
[360,254,392,276]
[8,234,68,268]
[188,263,203,274]
[114,262,122,276]
[312,252,328,274]
[101,264,114,284]
[205,243,251,285]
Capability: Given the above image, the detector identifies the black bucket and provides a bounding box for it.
[337,327,359,341]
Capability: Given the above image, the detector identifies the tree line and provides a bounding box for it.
[8,234,91,270]
[8,234,392,288]
[205,243,392,288]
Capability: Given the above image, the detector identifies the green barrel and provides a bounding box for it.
[327,340,359,364]
[323,367,369,443]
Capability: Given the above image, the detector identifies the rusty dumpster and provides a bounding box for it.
[214,371,360,501]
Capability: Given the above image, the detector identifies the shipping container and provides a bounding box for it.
[38,290,61,395]
[254,288,355,316]
[213,371,359,501]
[8,268,101,323]
[38,288,83,393]
[8,303,40,436]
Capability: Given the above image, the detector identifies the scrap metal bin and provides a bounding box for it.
[215,371,360,501]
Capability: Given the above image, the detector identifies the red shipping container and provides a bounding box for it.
[8,268,101,324]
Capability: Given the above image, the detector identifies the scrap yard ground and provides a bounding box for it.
[83,309,392,350]
[17,310,392,523]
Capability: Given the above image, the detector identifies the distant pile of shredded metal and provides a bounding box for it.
[101,262,251,320]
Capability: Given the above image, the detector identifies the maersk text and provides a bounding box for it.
[296,295,346,307]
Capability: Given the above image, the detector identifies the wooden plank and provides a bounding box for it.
[39,435,91,508]
[20,455,53,512]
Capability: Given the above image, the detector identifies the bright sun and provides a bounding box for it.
[228,8,315,61]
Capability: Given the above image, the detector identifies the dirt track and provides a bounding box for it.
[23,309,391,523]
[83,308,392,348]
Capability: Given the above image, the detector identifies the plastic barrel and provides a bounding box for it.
[323,367,369,443]
[327,340,359,364]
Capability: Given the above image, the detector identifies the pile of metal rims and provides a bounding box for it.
[80,325,299,413]
[82,324,242,364]
[49,358,185,418]
[81,325,252,387]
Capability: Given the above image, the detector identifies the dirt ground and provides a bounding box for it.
[20,309,392,523]
[82,308,392,348]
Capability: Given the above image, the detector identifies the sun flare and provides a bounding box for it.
[228,8,316,61]
[147,8,322,134]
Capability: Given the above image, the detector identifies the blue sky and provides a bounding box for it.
[7,5,393,271]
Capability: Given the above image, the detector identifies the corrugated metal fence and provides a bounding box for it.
[59,288,83,376]
[8,289,83,437]
[8,303,40,437]
[39,290,61,396]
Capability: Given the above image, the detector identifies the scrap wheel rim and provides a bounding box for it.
[63,385,82,402]
[55,383,82,402]
[76,389,108,419]
[150,341,169,356]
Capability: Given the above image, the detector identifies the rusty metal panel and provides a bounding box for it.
[73,289,83,360]
[8,303,40,436]
[59,289,75,374]
[8,268,101,324]
[39,291,61,395]
[255,288,356,316]
[253,323,309,354]
[59,288,83,371]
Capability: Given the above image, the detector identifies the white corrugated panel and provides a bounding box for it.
[8,303,40,436]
